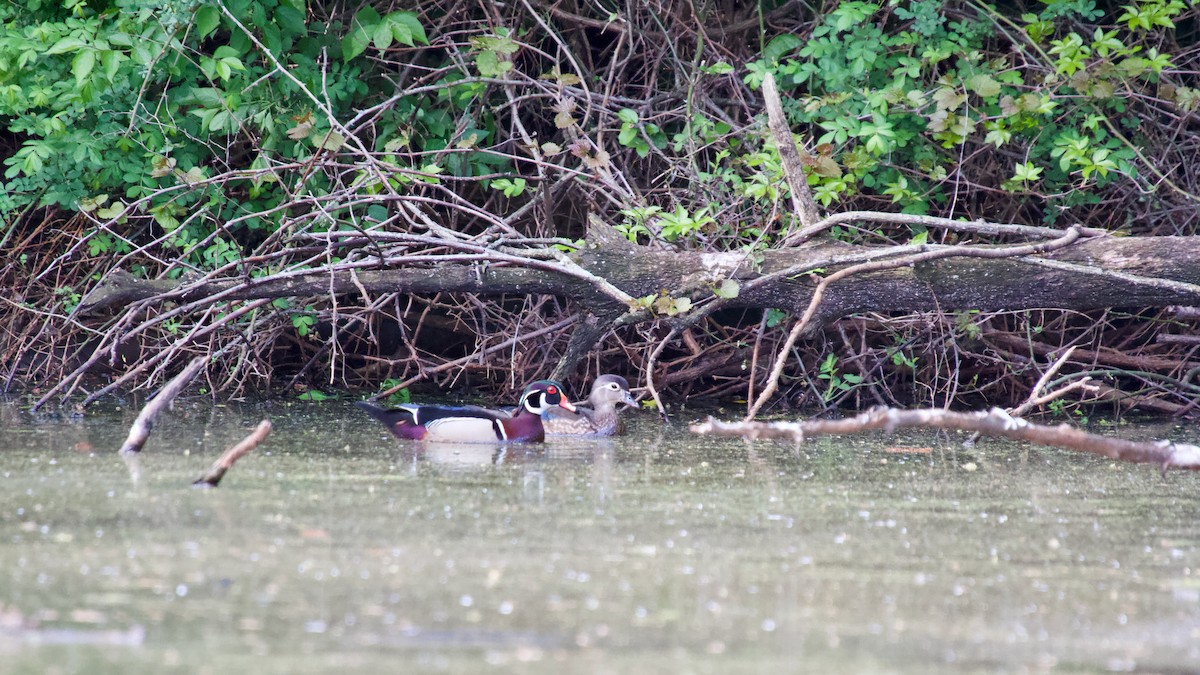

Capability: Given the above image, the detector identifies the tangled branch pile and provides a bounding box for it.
[3,0,1200,416]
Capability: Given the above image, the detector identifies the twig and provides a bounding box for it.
[964,347,1096,446]
[193,419,272,488]
[744,226,1093,420]
[643,324,678,423]
[761,72,822,227]
[782,210,1105,247]
[117,356,207,454]
[1010,346,1085,418]
[373,314,578,398]
[693,407,1200,472]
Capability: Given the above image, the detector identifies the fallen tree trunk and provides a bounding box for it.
[43,215,1200,414]
[80,235,1200,320]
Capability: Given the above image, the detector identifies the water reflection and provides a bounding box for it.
[0,401,1198,672]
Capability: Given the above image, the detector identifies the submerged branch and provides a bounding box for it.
[691,407,1200,472]
[193,419,272,488]
[116,356,207,454]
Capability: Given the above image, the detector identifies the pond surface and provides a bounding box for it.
[1,400,1198,673]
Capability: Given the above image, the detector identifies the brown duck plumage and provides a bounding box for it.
[542,374,637,436]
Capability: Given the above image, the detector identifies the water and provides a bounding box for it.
[1,401,1198,673]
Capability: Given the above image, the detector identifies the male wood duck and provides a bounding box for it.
[543,374,638,437]
[356,380,575,443]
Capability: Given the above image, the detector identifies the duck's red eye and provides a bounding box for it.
[547,386,557,394]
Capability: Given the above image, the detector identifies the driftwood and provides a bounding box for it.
[116,356,207,454]
[691,408,1200,472]
[193,419,272,488]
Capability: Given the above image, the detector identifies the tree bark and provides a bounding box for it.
[80,236,1200,320]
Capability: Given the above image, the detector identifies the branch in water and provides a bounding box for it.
[193,419,272,488]
[691,407,1200,472]
[117,356,207,454]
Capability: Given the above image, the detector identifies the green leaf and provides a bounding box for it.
[390,20,413,47]
[129,42,153,65]
[101,50,123,81]
[617,108,639,125]
[195,6,221,38]
[96,201,126,220]
[968,73,1001,97]
[72,50,96,86]
[47,37,88,55]
[342,8,381,62]
[763,34,802,63]
[475,50,511,77]
[209,110,230,132]
[713,278,740,299]
[372,21,393,51]
[275,5,307,38]
[342,29,370,61]
[386,11,427,46]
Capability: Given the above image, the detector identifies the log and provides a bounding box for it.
[79,236,1200,321]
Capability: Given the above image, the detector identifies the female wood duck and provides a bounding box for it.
[543,374,638,437]
[356,380,575,443]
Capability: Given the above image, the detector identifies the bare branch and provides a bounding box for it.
[193,420,272,488]
[117,356,207,454]
[744,226,1097,420]
[692,407,1200,472]
[761,72,822,228]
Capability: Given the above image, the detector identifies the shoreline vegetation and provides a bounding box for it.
[3,0,1200,424]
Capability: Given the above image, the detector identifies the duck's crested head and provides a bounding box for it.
[591,374,638,408]
[519,379,576,415]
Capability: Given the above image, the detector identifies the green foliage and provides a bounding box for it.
[0,0,452,271]
[616,108,667,158]
[817,353,863,402]
[342,8,428,62]
[292,307,316,337]
[490,177,527,197]
[470,28,519,77]
[765,308,788,328]
[734,0,1178,229]
[379,379,412,405]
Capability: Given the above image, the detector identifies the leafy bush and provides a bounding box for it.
[737,0,1190,232]
[0,0,448,270]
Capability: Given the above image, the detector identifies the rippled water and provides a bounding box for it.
[1,400,1198,673]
